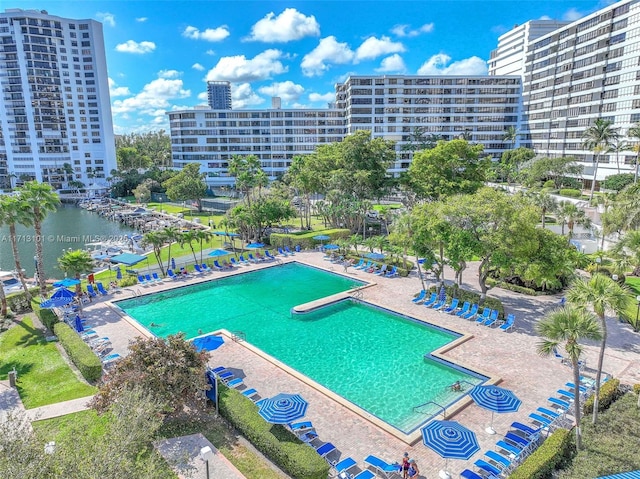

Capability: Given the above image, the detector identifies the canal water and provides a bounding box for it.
[0,205,135,279]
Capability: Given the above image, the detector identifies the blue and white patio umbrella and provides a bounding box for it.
[470,385,522,434]
[365,252,385,260]
[208,249,231,257]
[438,285,447,303]
[258,393,308,424]
[421,420,480,479]
[40,287,75,308]
[323,244,340,250]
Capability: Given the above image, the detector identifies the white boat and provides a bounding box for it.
[1,270,23,295]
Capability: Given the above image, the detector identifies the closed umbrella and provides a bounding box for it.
[421,420,480,479]
[116,266,122,280]
[171,258,176,271]
[258,393,308,424]
[469,385,522,434]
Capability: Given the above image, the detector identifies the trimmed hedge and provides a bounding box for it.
[53,322,102,382]
[508,428,572,479]
[433,284,505,319]
[583,378,621,414]
[559,188,581,198]
[270,229,351,250]
[486,278,538,296]
[218,384,329,479]
[32,301,59,331]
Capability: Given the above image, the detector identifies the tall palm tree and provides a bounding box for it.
[57,250,95,295]
[18,181,60,297]
[627,123,640,183]
[179,230,199,264]
[582,118,620,201]
[194,229,212,265]
[526,191,557,229]
[142,231,166,276]
[536,306,602,450]
[556,201,592,240]
[0,196,33,300]
[162,226,181,274]
[612,230,640,276]
[503,125,518,150]
[566,274,630,424]
[605,139,630,175]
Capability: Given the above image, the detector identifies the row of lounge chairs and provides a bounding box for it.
[206,366,262,403]
[412,290,516,331]
[86,282,110,297]
[352,260,399,278]
[72,317,121,367]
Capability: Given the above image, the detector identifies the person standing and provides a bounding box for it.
[400,452,410,479]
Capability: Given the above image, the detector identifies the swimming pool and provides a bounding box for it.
[116,262,486,433]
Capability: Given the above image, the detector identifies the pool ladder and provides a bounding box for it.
[231,330,246,342]
[351,289,364,300]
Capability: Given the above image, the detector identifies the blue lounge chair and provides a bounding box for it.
[565,382,588,392]
[356,260,371,270]
[86,284,98,296]
[101,353,121,364]
[151,272,161,283]
[375,264,388,276]
[201,263,212,273]
[454,301,470,316]
[248,253,260,263]
[334,457,358,477]
[363,455,400,478]
[353,471,375,479]
[241,388,259,399]
[422,292,438,308]
[511,421,540,439]
[556,389,575,400]
[167,269,179,280]
[548,397,571,410]
[385,266,398,278]
[442,298,459,313]
[96,282,109,295]
[212,260,223,271]
[144,274,153,284]
[483,309,499,326]
[462,304,479,320]
[496,439,524,457]
[265,250,277,260]
[285,246,295,255]
[476,307,491,323]
[484,450,511,470]
[474,459,502,477]
[238,255,250,265]
[431,297,447,310]
[500,314,515,331]
[537,407,560,419]
[353,258,365,270]
[277,247,288,256]
[315,442,337,460]
[529,412,553,427]
[225,378,244,389]
[412,290,427,304]
[504,432,532,450]
[461,470,484,479]
[289,421,313,432]
[194,264,204,274]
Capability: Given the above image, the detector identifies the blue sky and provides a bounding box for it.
[12,0,611,133]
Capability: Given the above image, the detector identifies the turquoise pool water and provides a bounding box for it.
[116,262,485,433]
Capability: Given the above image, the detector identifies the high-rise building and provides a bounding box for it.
[495,0,640,182]
[0,8,115,189]
[207,81,232,110]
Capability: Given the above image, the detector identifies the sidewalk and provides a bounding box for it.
[24,395,94,422]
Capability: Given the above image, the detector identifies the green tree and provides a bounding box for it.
[536,306,602,449]
[582,118,620,201]
[497,147,535,184]
[226,195,296,241]
[612,230,640,276]
[503,125,518,150]
[57,250,95,295]
[521,156,584,188]
[18,181,60,296]
[525,190,558,229]
[116,147,151,171]
[0,195,33,300]
[91,333,209,417]
[600,173,634,192]
[229,155,269,206]
[407,139,489,200]
[606,138,630,175]
[161,226,181,275]
[180,230,199,264]
[627,122,640,183]
[195,229,212,265]
[132,182,151,203]
[163,163,207,212]
[556,201,592,240]
[566,274,630,424]
[283,155,317,230]
[141,231,166,276]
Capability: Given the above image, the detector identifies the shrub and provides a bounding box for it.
[559,188,581,198]
[7,288,39,314]
[486,278,538,296]
[543,180,555,189]
[583,378,621,414]
[118,276,138,287]
[218,384,329,479]
[508,428,571,479]
[601,173,634,192]
[270,229,351,250]
[53,322,102,382]
[634,383,640,395]
[31,301,59,331]
[433,284,505,319]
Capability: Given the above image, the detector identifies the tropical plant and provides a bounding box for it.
[161,226,181,274]
[526,191,558,228]
[57,250,95,294]
[18,181,60,296]
[612,230,640,276]
[566,274,630,424]
[229,155,269,206]
[179,230,199,264]
[141,231,166,276]
[503,125,518,150]
[194,229,212,265]
[0,195,33,300]
[606,139,630,175]
[556,201,592,239]
[536,306,602,449]
[582,118,620,201]
[627,122,640,183]
[162,163,207,212]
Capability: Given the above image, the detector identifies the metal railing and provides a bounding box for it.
[231,330,246,342]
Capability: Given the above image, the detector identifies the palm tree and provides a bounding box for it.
[556,201,592,240]
[18,181,60,296]
[612,230,640,276]
[503,126,518,150]
[194,229,212,265]
[348,234,362,256]
[627,123,640,183]
[180,230,198,264]
[582,118,620,201]
[527,191,557,229]
[566,274,630,424]
[162,226,181,274]
[142,231,166,276]
[0,196,33,300]
[57,250,95,295]
[606,139,630,175]
[536,306,602,450]
[0,271,8,317]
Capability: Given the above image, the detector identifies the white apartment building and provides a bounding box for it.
[335,75,521,175]
[495,0,640,181]
[0,8,115,190]
[168,104,345,186]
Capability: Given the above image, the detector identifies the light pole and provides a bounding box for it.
[200,446,213,479]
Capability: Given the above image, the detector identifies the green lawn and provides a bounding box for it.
[0,318,96,408]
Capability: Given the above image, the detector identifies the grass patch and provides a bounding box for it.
[0,318,96,408]
[558,392,640,478]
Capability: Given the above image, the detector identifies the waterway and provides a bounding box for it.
[0,205,135,279]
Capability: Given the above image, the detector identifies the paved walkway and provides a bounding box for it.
[24,395,94,422]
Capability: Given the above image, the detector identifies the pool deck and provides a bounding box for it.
[81,250,640,478]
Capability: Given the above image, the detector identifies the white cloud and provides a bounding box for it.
[355,36,405,62]
[96,12,115,27]
[108,78,131,97]
[183,25,230,42]
[246,8,320,43]
[115,40,156,54]
[158,69,181,79]
[417,53,488,75]
[391,23,434,37]
[291,102,312,109]
[231,83,265,108]
[197,91,208,101]
[563,8,584,21]
[301,36,355,76]
[308,92,335,103]
[192,63,205,71]
[205,49,287,83]
[136,17,147,23]
[111,77,191,116]
[375,54,406,73]
[538,15,552,20]
[258,81,304,102]
[206,49,216,56]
